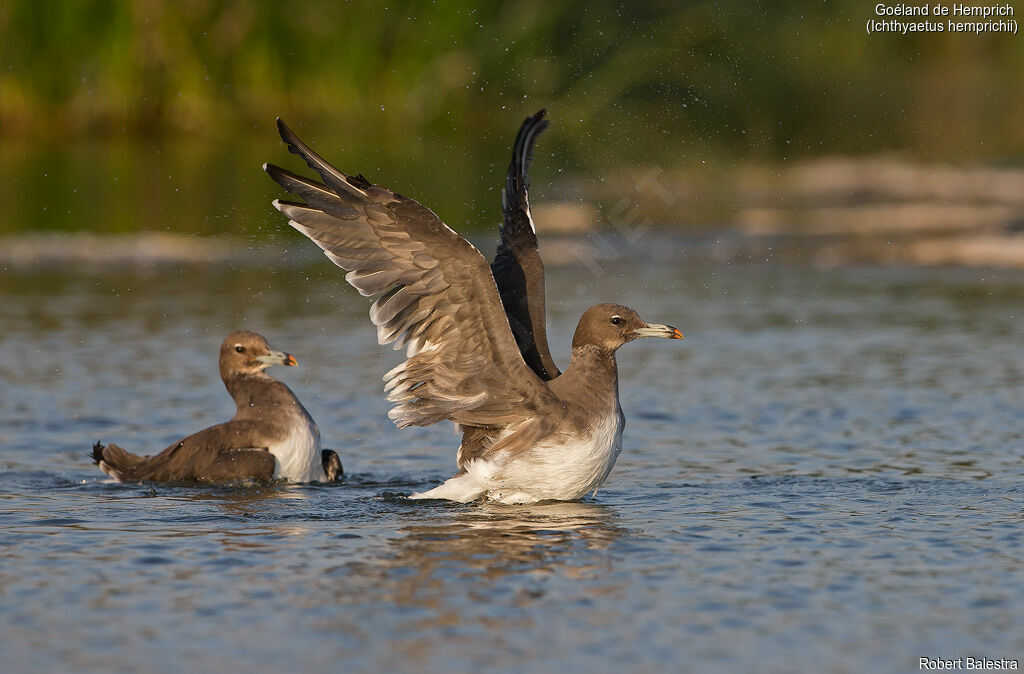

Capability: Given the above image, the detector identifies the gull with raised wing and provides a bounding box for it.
[264,111,681,504]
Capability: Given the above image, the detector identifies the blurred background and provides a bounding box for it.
[2,0,1024,265]
[4,6,1024,671]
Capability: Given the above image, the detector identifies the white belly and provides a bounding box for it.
[268,416,323,483]
[412,409,625,504]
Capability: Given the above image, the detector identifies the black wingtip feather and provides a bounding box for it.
[276,118,307,160]
[500,109,550,230]
[512,110,549,187]
[264,163,322,193]
[521,112,549,160]
[275,117,290,141]
[271,117,374,197]
[350,173,372,190]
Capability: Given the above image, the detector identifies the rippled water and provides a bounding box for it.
[2,238,1023,673]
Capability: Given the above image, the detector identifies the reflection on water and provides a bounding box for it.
[384,502,623,590]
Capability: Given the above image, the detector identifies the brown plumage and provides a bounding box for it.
[91,331,341,484]
[264,114,682,503]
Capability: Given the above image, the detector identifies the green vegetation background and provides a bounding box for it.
[2,0,1022,235]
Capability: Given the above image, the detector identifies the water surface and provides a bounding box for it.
[2,242,1023,673]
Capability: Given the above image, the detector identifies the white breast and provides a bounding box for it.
[465,407,625,504]
[267,414,323,483]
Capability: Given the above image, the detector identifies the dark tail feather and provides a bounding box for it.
[91,442,146,481]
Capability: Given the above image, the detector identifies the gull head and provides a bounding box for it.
[572,304,683,352]
[219,330,298,378]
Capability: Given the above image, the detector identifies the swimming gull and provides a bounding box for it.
[264,112,681,504]
[91,330,342,484]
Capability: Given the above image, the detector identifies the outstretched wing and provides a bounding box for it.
[492,109,561,381]
[265,119,563,431]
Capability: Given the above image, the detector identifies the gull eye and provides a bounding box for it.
[610,315,622,325]
[235,345,246,353]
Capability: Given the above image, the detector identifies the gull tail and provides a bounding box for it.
[91,442,146,482]
[409,472,487,503]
